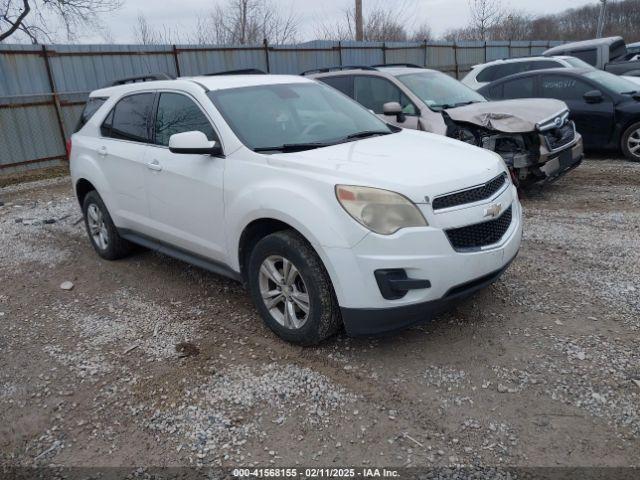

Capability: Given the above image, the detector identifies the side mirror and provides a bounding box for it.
[383,101,406,123]
[583,90,603,104]
[168,131,221,155]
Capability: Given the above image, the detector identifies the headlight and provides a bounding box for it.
[335,185,428,235]
[455,128,479,146]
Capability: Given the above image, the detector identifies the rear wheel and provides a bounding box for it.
[621,122,640,162]
[82,190,133,260]
[247,230,341,345]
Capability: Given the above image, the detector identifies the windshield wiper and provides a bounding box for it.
[344,130,392,140]
[621,90,638,95]
[452,100,480,107]
[253,142,333,153]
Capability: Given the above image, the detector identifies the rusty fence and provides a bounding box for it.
[0,40,562,174]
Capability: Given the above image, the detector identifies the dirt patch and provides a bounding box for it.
[0,159,639,473]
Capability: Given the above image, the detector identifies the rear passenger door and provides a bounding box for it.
[353,75,420,129]
[144,91,226,261]
[99,92,155,232]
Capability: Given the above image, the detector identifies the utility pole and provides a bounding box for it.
[355,0,364,41]
[596,0,607,38]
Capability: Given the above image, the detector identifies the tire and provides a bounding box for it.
[82,190,133,260]
[621,122,640,162]
[247,230,342,345]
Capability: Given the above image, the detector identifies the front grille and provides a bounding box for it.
[432,173,507,211]
[445,206,513,251]
[543,122,575,151]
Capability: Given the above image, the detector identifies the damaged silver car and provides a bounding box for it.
[306,65,584,186]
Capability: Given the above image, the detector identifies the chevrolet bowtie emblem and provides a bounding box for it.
[484,203,502,218]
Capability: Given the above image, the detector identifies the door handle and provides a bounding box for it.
[146,160,163,171]
[98,146,108,157]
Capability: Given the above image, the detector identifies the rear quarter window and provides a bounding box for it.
[569,48,598,66]
[75,97,107,133]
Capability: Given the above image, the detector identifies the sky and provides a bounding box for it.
[90,0,600,43]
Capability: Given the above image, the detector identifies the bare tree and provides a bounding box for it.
[315,0,427,42]
[198,0,299,45]
[410,23,432,42]
[467,0,503,41]
[489,11,533,41]
[1,0,122,43]
[132,13,182,45]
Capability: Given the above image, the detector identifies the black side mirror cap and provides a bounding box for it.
[583,90,604,104]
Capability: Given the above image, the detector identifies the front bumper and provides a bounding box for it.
[341,252,517,336]
[538,135,584,182]
[321,185,523,336]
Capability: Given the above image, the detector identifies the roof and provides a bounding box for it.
[627,41,640,48]
[480,67,592,87]
[90,74,312,97]
[544,36,623,55]
[310,66,437,78]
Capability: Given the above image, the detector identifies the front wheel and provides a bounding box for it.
[621,122,640,162]
[247,231,341,345]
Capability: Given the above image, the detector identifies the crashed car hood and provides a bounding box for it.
[445,99,568,133]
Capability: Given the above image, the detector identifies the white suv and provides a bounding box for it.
[462,56,595,90]
[70,73,522,345]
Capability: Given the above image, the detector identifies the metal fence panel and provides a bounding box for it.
[0,95,66,169]
[385,42,425,66]
[0,45,50,96]
[340,41,384,66]
[270,44,340,74]
[0,39,567,174]
[177,45,267,76]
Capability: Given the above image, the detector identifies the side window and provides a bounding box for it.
[502,77,535,99]
[75,97,107,133]
[526,60,563,71]
[354,76,417,115]
[102,93,155,142]
[540,75,593,101]
[569,49,598,66]
[154,93,217,147]
[476,65,499,83]
[320,76,354,98]
[484,84,503,100]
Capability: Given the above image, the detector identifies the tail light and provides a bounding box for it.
[66,138,72,160]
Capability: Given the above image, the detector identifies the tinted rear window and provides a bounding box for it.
[101,93,155,143]
[75,97,107,133]
[320,76,354,97]
[569,49,598,66]
[476,61,561,83]
[610,40,627,60]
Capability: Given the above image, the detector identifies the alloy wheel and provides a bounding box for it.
[258,255,310,330]
[628,128,640,159]
[87,203,109,250]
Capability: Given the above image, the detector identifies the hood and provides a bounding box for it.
[445,99,568,133]
[265,129,506,204]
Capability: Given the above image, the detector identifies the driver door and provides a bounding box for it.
[144,91,226,262]
[353,75,420,129]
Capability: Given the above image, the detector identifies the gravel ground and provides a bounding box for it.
[0,159,639,476]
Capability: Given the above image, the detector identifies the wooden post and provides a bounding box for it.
[172,45,181,77]
[263,38,270,73]
[355,0,364,42]
[41,45,68,151]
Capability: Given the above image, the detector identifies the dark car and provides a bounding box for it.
[478,68,640,161]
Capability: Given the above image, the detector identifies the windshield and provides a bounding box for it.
[584,70,639,94]
[207,82,393,152]
[563,57,595,69]
[396,71,486,111]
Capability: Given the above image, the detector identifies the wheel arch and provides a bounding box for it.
[75,178,97,207]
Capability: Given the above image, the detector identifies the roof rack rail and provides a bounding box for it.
[301,65,377,75]
[110,73,173,86]
[204,68,266,76]
[373,63,424,69]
